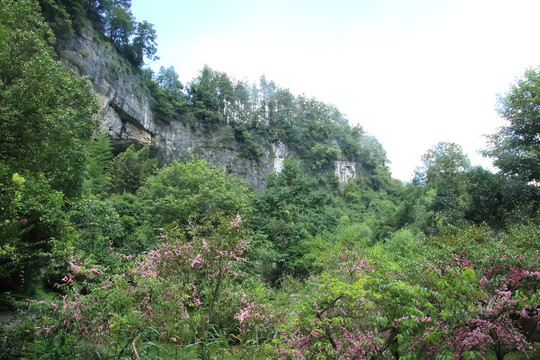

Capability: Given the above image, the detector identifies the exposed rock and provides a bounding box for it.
[60,27,360,187]
[335,161,357,184]
[272,139,288,174]
[61,30,154,148]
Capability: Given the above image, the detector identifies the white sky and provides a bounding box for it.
[131,0,540,181]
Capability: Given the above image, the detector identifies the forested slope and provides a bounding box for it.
[0,1,539,359]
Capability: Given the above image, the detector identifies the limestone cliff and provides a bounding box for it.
[60,29,359,187]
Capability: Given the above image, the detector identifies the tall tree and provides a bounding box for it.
[136,159,253,229]
[110,145,157,194]
[83,131,114,197]
[254,158,343,282]
[485,67,540,182]
[414,142,471,186]
[0,0,98,197]
[127,19,158,66]
[0,0,97,292]
[411,142,471,230]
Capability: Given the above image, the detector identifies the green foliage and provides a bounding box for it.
[3,4,540,359]
[485,67,540,182]
[254,158,343,282]
[414,142,471,186]
[0,0,98,198]
[145,66,189,124]
[188,66,233,130]
[108,192,155,254]
[136,159,253,230]
[39,0,158,67]
[110,145,157,194]
[83,131,113,197]
[0,0,97,295]
[464,166,539,227]
[68,197,124,271]
[0,172,65,293]
[401,142,474,234]
[230,121,264,161]
[122,19,158,67]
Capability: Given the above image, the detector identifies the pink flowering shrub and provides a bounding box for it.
[417,241,540,359]
[19,213,253,358]
[132,212,251,349]
[274,225,540,360]
[21,257,145,359]
[274,247,396,359]
[424,262,540,359]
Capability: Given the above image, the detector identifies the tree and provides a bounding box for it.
[188,66,230,129]
[485,67,540,182]
[155,66,184,100]
[136,159,253,229]
[100,0,134,46]
[464,167,539,227]
[414,142,471,186]
[412,142,472,229]
[0,0,98,198]
[254,158,343,282]
[83,131,113,196]
[126,20,158,66]
[0,0,98,293]
[148,66,188,123]
[110,145,157,194]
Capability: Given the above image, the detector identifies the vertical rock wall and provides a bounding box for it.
[60,28,359,187]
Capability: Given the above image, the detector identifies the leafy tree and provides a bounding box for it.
[0,172,65,292]
[136,159,253,229]
[110,145,157,194]
[68,197,124,271]
[485,67,540,182]
[414,142,471,186]
[254,158,343,282]
[155,66,184,100]
[147,66,188,123]
[412,142,472,230]
[83,131,113,197]
[0,0,98,198]
[188,66,230,130]
[464,166,539,227]
[101,0,134,46]
[124,19,158,66]
[0,0,97,293]
[37,0,75,39]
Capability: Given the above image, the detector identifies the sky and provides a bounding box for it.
[131,0,540,181]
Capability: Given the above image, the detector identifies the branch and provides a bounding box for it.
[316,293,345,350]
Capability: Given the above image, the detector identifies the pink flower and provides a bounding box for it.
[230,213,242,228]
[190,254,203,268]
[89,267,103,275]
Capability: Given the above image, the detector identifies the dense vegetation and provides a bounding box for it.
[0,1,539,359]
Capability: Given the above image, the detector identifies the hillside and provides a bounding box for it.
[56,19,390,188]
[1,1,539,359]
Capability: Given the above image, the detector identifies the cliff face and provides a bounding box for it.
[60,29,358,188]
[61,30,153,148]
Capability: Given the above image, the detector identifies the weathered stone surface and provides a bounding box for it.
[335,161,357,184]
[272,139,288,174]
[60,27,360,187]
